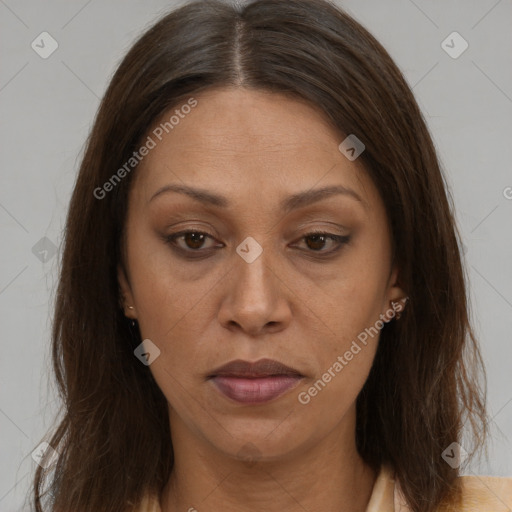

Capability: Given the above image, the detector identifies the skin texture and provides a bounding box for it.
[118,87,407,512]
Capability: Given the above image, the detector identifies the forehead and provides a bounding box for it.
[131,87,380,216]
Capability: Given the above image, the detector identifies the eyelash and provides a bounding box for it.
[164,230,351,259]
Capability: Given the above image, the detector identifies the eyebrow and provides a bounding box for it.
[149,183,365,212]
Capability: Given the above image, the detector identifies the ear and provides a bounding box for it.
[117,264,137,319]
[381,264,409,322]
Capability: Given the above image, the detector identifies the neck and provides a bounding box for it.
[160,406,377,512]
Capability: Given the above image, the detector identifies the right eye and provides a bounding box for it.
[164,230,224,255]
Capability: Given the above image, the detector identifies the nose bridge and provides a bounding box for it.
[218,235,291,334]
[233,236,275,305]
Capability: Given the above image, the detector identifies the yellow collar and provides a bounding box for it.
[135,464,512,511]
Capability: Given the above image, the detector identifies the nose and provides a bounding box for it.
[217,245,292,337]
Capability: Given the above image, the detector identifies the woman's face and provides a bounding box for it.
[119,87,405,461]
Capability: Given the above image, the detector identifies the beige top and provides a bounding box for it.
[134,465,512,511]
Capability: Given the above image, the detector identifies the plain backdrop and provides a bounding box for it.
[1,0,511,510]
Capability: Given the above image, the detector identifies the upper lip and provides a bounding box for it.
[207,358,303,379]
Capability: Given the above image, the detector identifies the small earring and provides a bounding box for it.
[128,306,134,310]
[128,317,139,338]
[391,297,409,320]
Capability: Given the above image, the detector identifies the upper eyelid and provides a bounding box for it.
[166,229,345,240]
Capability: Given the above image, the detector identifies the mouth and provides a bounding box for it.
[207,358,304,405]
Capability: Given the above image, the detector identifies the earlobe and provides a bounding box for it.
[390,296,409,320]
[383,265,409,322]
[117,264,137,318]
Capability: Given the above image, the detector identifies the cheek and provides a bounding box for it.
[325,278,385,351]
[302,240,389,395]
[316,243,389,342]
[309,292,380,398]
[122,232,219,406]
[125,224,218,339]
[295,281,384,417]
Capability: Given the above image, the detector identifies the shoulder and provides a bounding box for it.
[378,465,512,512]
[127,493,161,512]
[445,473,512,511]
[396,472,512,511]
[131,471,512,512]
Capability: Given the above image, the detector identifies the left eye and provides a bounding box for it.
[296,232,351,253]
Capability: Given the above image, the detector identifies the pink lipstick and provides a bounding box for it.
[207,358,303,404]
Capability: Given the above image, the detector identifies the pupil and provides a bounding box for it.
[186,233,204,248]
[307,235,325,250]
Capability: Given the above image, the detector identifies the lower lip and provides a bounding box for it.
[210,375,302,404]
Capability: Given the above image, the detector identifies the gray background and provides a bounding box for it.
[1,0,511,509]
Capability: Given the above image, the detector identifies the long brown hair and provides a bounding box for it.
[33,0,487,510]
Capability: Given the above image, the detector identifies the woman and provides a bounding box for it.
[32,0,512,511]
